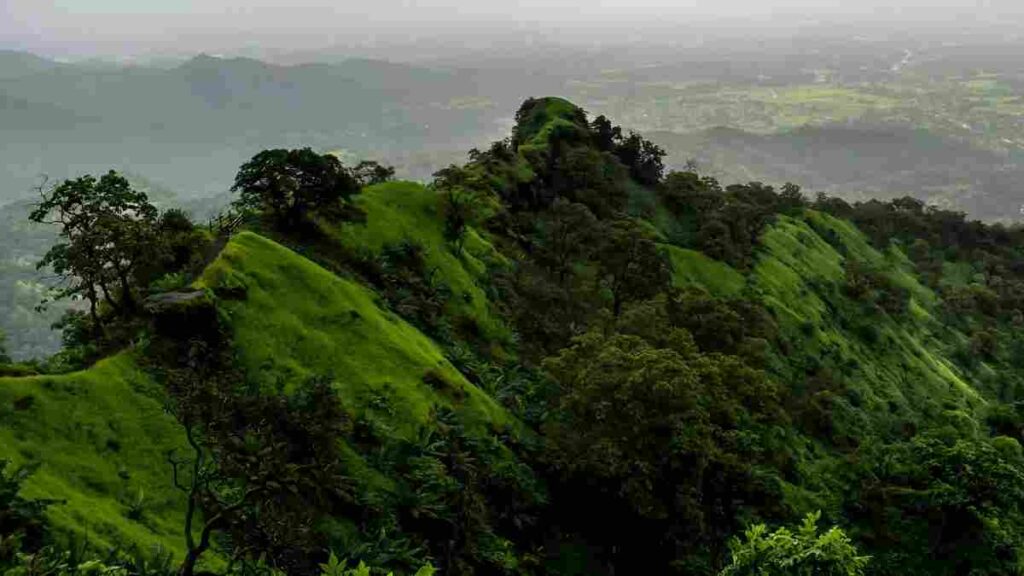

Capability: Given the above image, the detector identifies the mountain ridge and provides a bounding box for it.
[4,96,1024,575]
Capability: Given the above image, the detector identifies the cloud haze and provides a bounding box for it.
[4,0,1023,58]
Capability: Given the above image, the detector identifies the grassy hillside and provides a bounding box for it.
[6,96,1024,575]
[331,181,512,350]
[0,354,188,556]
[750,212,982,444]
[197,230,510,435]
[0,225,521,564]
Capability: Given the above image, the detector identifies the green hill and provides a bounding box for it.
[5,96,1024,575]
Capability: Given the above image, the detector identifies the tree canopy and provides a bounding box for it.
[232,148,362,230]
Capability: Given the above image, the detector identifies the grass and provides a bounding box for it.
[0,353,189,559]
[332,181,513,351]
[750,211,984,429]
[197,231,511,439]
[663,245,745,296]
[0,215,519,561]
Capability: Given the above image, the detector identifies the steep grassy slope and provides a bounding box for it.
[676,208,982,435]
[0,354,188,556]
[663,245,745,296]
[0,224,517,561]
[197,230,510,437]
[332,181,512,350]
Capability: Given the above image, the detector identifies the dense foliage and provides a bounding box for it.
[232,148,362,231]
[719,512,869,576]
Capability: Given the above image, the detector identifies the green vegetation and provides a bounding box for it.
[6,96,1024,575]
[197,231,508,431]
[0,354,188,557]
[664,245,745,295]
[720,512,869,576]
[332,181,511,348]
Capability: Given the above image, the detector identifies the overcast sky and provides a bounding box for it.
[3,1,1022,59]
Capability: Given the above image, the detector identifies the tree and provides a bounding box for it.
[614,131,666,186]
[533,200,602,283]
[719,512,869,576]
[167,370,354,576]
[232,148,360,230]
[847,437,1024,575]
[0,330,9,364]
[550,147,629,218]
[542,327,785,571]
[169,422,258,576]
[441,188,474,255]
[596,219,671,316]
[156,313,355,576]
[590,115,622,152]
[353,160,396,187]
[433,165,484,255]
[30,171,159,327]
[318,553,436,576]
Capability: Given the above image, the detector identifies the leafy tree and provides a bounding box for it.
[318,553,435,576]
[152,208,210,281]
[665,289,777,356]
[719,512,869,576]
[660,171,725,217]
[432,164,478,254]
[550,147,629,218]
[353,160,396,187]
[158,324,354,575]
[596,219,671,316]
[542,328,785,571]
[358,240,453,337]
[614,131,666,186]
[232,148,360,230]
[847,437,1024,575]
[30,171,159,326]
[589,115,622,152]
[532,200,602,283]
[440,188,474,255]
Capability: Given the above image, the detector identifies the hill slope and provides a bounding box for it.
[4,97,1024,575]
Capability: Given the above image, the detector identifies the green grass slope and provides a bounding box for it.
[676,208,981,433]
[0,354,188,557]
[197,230,511,438]
[663,244,745,296]
[0,223,518,560]
[333,181,512,349]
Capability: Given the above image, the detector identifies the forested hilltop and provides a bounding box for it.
[4,97,1024,575]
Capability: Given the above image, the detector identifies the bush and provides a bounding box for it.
[720,512,869,576]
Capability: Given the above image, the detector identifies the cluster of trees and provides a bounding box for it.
[27,149,394,369]
[439,99,1024,574]
[416,99,874,573]
[27,172,211,365]
[814,194,1024,394]
[232,149,392,231]
[658,172,805,268]
[353,240,454,340]
[2,450,431,576]
[541,318,790,572]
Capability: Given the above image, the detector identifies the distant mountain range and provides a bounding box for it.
[0,50,560,204]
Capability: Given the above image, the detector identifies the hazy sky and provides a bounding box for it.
[3,0,1022,59]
